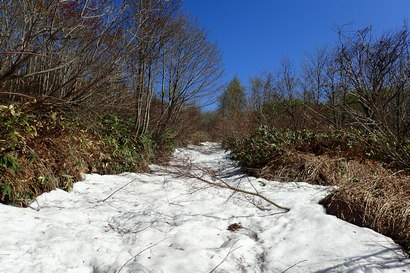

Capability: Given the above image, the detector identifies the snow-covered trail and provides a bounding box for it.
[1,143,409,273]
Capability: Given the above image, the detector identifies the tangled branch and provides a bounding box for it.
[166,160,290,212]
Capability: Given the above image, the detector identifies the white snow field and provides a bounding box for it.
[0,143,409,273]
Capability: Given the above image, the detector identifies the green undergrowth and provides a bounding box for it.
[225,127,410,254]
[0,105,174,206]
[226,126,410,171]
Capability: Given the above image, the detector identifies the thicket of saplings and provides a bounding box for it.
[0,1,222,206]
[215,27,410,252]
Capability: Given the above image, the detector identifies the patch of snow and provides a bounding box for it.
[0,142,409,272]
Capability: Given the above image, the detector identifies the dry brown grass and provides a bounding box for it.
[250,151,410,253]
[321,173,410,253]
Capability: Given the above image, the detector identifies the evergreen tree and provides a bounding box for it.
[218,76,246,117]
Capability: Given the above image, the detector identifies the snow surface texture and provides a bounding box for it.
[1,143,409,273]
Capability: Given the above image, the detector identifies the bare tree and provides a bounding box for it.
[275,57,302,129]
[124,0,182,135]
[154,17,223,137]
[249,72,275,126]
[302,47,330,105]
[0,0,124,110]
[336,25,410,138]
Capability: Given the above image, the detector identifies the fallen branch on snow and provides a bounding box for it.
[209,240,241,273]
[116,237,168,273]
[282,259,308,272]
[100,178,137,202]
[166,160,290,212]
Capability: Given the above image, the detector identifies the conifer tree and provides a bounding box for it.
[218,76,246,117]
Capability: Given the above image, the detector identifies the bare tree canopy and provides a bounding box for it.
[0,0,223,137]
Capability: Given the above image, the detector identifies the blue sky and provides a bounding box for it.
[183,0,410,91]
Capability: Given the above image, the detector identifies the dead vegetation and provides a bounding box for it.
[265,152,409,252]
[321,169,410,253]
[226,128,410,253]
